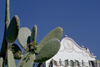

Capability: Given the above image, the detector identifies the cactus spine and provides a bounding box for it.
[0,0,63,67]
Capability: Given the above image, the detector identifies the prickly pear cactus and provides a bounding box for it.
[5,15,20,43]
[35,27,63,54]
[0,0,10,59]
[17,26,63,63]
[9,43,23,60]
[7,49,16,67]
[0,0,63,67]
[17,52,35,67]
[0,0,20,67]
[35,38,61,63]
[31,25,37,43]
[0,57,3,67]
[18,27,31,51]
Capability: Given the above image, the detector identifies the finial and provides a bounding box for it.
[65,35,67,37]
[81,46,84,48]
[86,48,88,50]
[91,53,94,56]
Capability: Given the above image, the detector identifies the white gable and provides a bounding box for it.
[45,36,96,67]
[57,36,96,61]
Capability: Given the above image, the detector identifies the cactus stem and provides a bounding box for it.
[0,0,10,60]
[5,0,10,29]
[17,19,19,21]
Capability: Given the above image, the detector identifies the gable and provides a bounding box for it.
[52,36,96,62]
[45,36,97,67]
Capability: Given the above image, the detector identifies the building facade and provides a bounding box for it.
[36,36,100,67]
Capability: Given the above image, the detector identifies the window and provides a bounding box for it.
[49,61,53,67]
[89,61,95,67]
[53,60,58,66]
[65,60,68,66]
[75,60,80,66]
[70,60,74,66]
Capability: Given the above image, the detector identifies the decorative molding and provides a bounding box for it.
[59,37,96,58]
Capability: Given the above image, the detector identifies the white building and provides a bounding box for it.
[35,35,100,67]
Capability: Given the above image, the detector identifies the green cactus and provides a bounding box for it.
[7,49,16,67]
[9,43,23,60]
[0,0,20,66]
[5,15,20,43]
[35,27,63,54]
[35,38,61,63]
[17,52,35,67]
[5,0,10,28]
[0,0,63,67]
[18,25,37,52]
[0,57,3,67]
[18,27,31,51]
[17,26,63,63]
[31,25,37,43]
[0,0,10,59]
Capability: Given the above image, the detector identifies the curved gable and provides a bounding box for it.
[45,36,97,67]
[59,37,96,59]
[55,36,96,62]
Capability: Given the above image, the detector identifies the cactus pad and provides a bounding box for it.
[35,38,60,63]
[5,15,20,43]
[31,25,37,43]
[0,38,8,58]
[0,57,3,67]
[18,27,31,51]
[9,43,23,60]
[5,0,10,28]
[7,49,16,67]
[35,27,63,54]
[17,52,35,67]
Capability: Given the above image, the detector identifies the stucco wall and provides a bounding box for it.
[45,36,96,67]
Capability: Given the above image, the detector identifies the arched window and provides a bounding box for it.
[59,59,62,65]
[65,60,68,66]
[89,61,95,67]
[82,60,85,66]
[70,60,74,66]
[49,60,53,67]
[53,60,58,66]
[75,60,80,66]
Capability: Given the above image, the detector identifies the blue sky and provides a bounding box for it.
[0,0,100,66]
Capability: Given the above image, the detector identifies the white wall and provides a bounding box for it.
[45,36,96,67]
